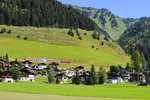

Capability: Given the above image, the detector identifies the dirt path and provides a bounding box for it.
[0,91,140,100]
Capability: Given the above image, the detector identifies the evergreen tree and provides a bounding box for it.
[125,62,133,72]
[48,66,56,83]
[0,0,96,30]
[76,29,80,36]
[11,67,20,80]
[0,13,4,25]
[72,69,81,84]
[91,31,98,39]
[110,65,120,74]
[131,50,142,71]
[5,53,9,62]
[87,65,99,85]
[99,66,108,84]
[87,76,94,85]
[68,28,74,37]
[141,52,147,69]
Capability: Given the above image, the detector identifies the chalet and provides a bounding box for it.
[20,74,34,82]
[76,66,84,75]
[36,63,47,70]
[61,68,76,78]
[10,60,20,67]
[145,74,150,85]
[121,70,130,80]
[108,77,123,84]
[129,72,144,83]
[0,71,14,83]
[56,73,68,84]
[22,60,33,68]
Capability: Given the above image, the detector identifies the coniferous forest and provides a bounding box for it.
[118,17,150,66]
[0,0,95,30]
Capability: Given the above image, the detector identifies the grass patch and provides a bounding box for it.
[0,77,149,99]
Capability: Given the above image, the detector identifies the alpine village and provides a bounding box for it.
[0,0,150,100]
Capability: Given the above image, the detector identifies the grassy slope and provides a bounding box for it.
[0,77,149,99]
[0,25,129,70]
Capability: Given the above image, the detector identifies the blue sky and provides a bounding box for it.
[58,0,150,18]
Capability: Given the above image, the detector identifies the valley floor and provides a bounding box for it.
[0,91,139,100]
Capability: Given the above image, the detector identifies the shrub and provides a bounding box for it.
[78,36,82,40]
[0,28,6,33]
[24,36,28,40]
[104,37,109,41]
[7,29,11,34]
[92,45,94,48]
[84,32,87,35]
[17,35,21,38]
[101,41,104,45]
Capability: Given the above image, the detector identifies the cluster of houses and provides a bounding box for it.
[0,58,84,83]
[0,58,150,85]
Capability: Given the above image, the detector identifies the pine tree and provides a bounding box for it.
[68,28,74,37]
[48,66,56,83]
[141,52,147,69]
[91,31,98,39]
[11,67,20,80]
[5,53,9,62]
[0,13,4,25]
[72,69,81,84]
[87,76,94,85]
[76,29,80,36]
[87,65,99,85]
[131,50,142,71]
[126,63,133,72]
[99,66,108,84]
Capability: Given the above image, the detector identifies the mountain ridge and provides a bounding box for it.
[72,5,138,40]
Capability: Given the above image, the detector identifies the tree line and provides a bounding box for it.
[0,0,95,30]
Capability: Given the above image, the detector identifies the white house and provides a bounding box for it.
[20,75,35,82]
[108,77,123,84]
[3,78,14,83]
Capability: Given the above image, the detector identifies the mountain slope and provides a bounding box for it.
[0,0,95,30]
[0,25,130,69]
[73,6,138,40]
[118,17,150,65]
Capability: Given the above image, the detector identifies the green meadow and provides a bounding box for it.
[0,25,130,69]
[0,77,149,99]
